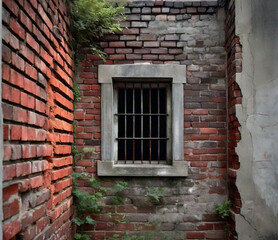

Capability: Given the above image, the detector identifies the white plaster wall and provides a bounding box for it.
[235,0,278,239]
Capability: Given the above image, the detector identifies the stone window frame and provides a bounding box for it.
[98,64,188,177]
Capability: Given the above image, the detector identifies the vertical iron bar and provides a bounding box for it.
[158,83,160,164]
[133,83,135,164]
[141,83,143,164]
[149,83,152,164]
[165,85,167,161]
[124,83,127,164]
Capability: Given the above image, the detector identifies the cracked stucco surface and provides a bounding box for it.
[235,0,278,239]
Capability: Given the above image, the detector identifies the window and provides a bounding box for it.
[98,64,188,177]
[115,81,171,164]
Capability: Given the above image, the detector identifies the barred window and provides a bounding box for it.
[98,64,188,177]
[114,81,171,164]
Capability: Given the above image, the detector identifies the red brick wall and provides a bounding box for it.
[2,0,74,239]
[225,0,242,239]
[75,1,228,239]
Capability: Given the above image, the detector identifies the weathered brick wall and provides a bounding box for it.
[225,0,242,239]
[2,0,74,239]
[75,1,228,239]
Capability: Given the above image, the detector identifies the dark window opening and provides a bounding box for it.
[116,82,169,164]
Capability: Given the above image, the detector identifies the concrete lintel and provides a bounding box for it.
[98,64,187,84]
[97,161,188,177]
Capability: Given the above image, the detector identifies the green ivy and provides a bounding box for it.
[73,81,81,103]
[70,0,125,62]
[215,200,231,219]
[72,173,106,239]
[145,187,165,205]
[110,181,128,205]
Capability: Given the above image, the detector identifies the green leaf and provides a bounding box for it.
[215,200,231,219]
[74,233,82,239]
[70,0,126,63]
[145,187,164,205]
[85,216,96,225]
[73,217,85,226]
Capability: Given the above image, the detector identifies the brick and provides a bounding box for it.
[2,44,12,63]
[16,162,32,177]
[161,41,177,47]
[10,125,22,140]
[109,41,125,48]
[122,28,139,35]
[3,221,21,240]
[152,7,161,13]
[206,231,227,239]
[187,232,205,239]
[3,184,18,202]
[3,198,20,219]
[26,33,39,54]
[126,41,143,47]
[40,47,53,67]
[12,52,25,71]
[22,145,36,159]
[142,7,151,14]
[131,21,148,28]
[20,10,32,31]
[3,164,16,181]
[174,2,184,8]
[10,17,25,39]
[126,54,142,60]
[3,0,19,16]
[115,223,135,231]
[109,54,125,60]
[144,41,159,47]
[19,43,35,64]
[52,166,72,180]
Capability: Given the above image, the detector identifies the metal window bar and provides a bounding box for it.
[157,83,160,164]
[124,82,127,164]
[116,82,169,164]
[133,84,135,164]
[149,83,152,164]
[141,82,143,164]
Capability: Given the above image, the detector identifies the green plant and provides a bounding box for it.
[145,187,165,205]
[73,81,81,103]
[70,0,125,61]
[110,181,128,205]
[215,200,231,219]
[72,173,107,239]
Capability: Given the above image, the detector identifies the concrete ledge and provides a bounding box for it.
[99,64,187,84]
[97,161,188,177]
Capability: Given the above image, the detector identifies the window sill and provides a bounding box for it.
[97,161,188,177]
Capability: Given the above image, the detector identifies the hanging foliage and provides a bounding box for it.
[70,0,125,61]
